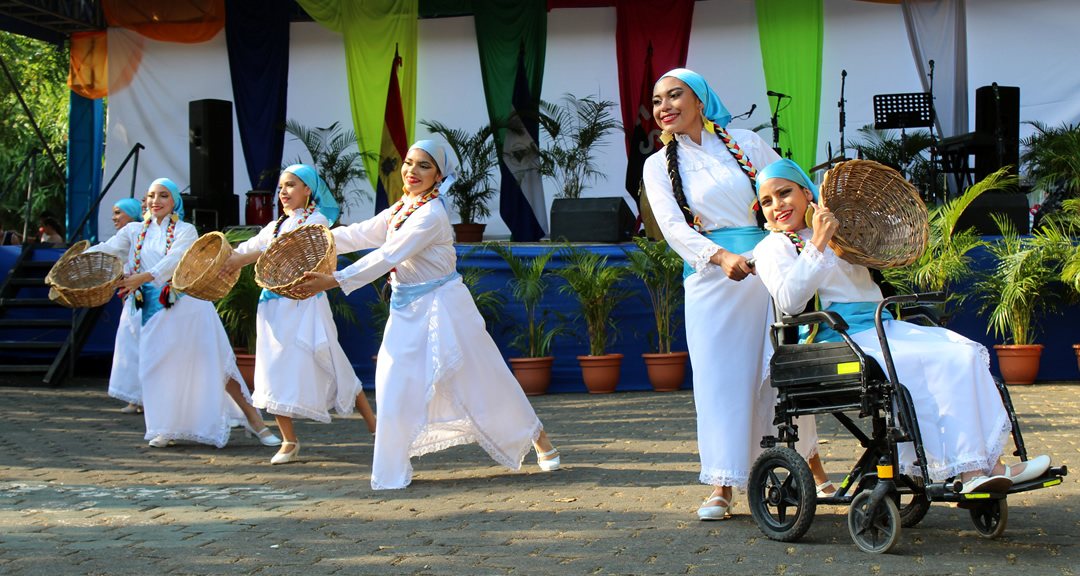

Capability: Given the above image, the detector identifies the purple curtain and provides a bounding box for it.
[225,0,291,191]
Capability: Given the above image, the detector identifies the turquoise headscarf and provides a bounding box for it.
[757,159,819,202]
[150,178,184,220]
[114,198,142,221]
[656,68,732,129]
[282,164,340,224]
[408,140,458,195]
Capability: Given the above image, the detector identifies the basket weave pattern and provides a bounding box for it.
[47,240,90,306]
[820,159,929,269]
[254,224,336,300]
[173,232,238,301]
[47,251,124,308]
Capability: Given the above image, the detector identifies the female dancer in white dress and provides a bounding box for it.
[88,179,279,449]
[108,197,144,415]
[219,164,376,465]
[643,69,787,520]
[297,141,559,490]
[752,159,1051,492]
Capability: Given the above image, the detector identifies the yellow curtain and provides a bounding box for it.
[69,31,108,99]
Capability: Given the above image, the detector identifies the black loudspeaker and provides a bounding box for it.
[182,194,239,236]
[549,197,636,243]
[974,85,1020,181]
[189,99,233,198]
[954,191,1029,236]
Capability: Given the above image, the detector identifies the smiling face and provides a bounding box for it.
[400,148,441,198]
[146,185,176,222]
[112,206,136,230]
[652,76,705,137]
[758,177,815,232]
[278,172,312,214]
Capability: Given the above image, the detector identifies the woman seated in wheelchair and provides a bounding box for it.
[751,159,1050,495]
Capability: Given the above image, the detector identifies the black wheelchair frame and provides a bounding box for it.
[747,292,1069,553]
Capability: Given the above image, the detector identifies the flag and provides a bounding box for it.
[498,48,546,242]
[375,48,408,213]
[625,43,663,204]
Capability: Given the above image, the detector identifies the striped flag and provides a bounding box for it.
[498,49,546,242]
[375,48,408,213]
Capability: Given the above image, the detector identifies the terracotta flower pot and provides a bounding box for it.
[642,351,689,391]
[577,353,623,393]
[453,223,486,243]
[509,356,555,395]
[993,344,1043,385]
[234,350,256,392]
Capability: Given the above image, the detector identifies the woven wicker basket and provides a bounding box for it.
[820,159,929,269]
[47,240,91,306]
[254,224,336,300]
[48,252,124,308]
[173,232,239,301]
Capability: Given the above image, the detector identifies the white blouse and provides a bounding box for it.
[331,198,456,295]
[642,128,780,273]
[754,229,883,315]
[87,218,197,286]
[235,211,331,256]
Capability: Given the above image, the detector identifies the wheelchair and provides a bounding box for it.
[747,292,1068,554]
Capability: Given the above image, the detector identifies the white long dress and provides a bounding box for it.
[234,211,364,422]
[107,288,141,405]
[331,197,543,490]
[88,219,248,447]
[754,230,1012,480]
[643,129,785,489]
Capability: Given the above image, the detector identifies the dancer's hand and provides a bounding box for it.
[810,202,839,252]
[218,252,257,278]
[711,249,756,281]
[117,272,153,298]
[295,271,339,297]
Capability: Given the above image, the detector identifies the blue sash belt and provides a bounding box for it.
[134,283,184,325]
[808,301,895,343]
[259,288,324,303]
[683,226,766,279]
[390,271,460,309]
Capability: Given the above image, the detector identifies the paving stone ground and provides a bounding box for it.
[1,378,1078,575]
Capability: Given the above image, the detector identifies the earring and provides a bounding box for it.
[804,204,815,229]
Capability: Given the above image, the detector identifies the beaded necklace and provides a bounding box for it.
[716,126,758,189]
[272,201,317,240]
[388,188,439,232]
[133,213,177,273]
[765,226,806,254]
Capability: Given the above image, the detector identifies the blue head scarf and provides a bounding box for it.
[114,198,142,222]
[408,140,458,195]
[282,164,340,224]
[656,68,732,129]
[757,159,820,202]
[150,178,184,220]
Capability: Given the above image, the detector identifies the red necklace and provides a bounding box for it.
[388,188,439,232]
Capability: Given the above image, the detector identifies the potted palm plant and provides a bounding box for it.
[1032,198,1080,374]
[284,119,371,220]
[215,228,261,387]
[460,265,507,335]
[974,214,1065,385]
[625,237,687,391]
[556,245,633,393]
[484,243,568,395]
[420,120,499,242]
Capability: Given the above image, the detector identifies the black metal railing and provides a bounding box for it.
[69,142,145,243]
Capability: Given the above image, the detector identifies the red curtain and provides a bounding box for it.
[103,0,225,44]
[615,0,694,153]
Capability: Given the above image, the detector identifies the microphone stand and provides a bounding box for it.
[927,59,940,202]
[770,97,781,157]
[838,70,848,159]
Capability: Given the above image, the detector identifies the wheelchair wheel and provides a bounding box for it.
[897,475,932,528]
[970,499,1008,539]
[748,447,816,542]
[847,491,901,554]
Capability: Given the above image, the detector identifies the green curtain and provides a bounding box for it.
[755,0,823,172]
[296,0,418,190]
[471,0,546,150]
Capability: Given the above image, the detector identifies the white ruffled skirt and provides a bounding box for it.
[107,297,142,405]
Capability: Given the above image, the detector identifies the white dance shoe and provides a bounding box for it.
[960,475,1012,494]
[244,423,283,447]
[270,442,300,465]
[120,403,142,414]
[816,481,835,498]
[1005,454,1051,485]
[536,447,560,471]
[697,495,730,521]
[148,435,174,448]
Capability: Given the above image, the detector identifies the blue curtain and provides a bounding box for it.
[225,0,291,191]
[66,91,104,242]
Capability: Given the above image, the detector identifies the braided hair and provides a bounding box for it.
[664,127,762,233]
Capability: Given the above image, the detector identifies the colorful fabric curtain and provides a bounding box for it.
[102,0,224,43]
[225,0,291,192]
[296,0,418,191]
[68,31,108,100]
[756,0,823,171]
[376,50,409,212]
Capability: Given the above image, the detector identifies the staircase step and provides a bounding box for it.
[6,278,48,287]
[0,298,60,308]
[0,341,64,350]
[0,364,51,373]
[22,261,55,271]
[0,318,71,328]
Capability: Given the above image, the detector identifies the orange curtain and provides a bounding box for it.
[68,31,108,99]
[102,0,225,43]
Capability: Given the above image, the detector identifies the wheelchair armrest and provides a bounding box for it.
[897,304,947,326]
[882,291,946,306]
[778,310,849,332]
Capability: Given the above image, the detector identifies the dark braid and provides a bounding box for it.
[665,139,695,228]
[663,128,763,232]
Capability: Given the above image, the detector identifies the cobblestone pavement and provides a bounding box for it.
[1,379,1078,575]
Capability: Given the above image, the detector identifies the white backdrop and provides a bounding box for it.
[102,0,1080,237]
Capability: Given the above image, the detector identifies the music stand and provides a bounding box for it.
[872,93,934,181]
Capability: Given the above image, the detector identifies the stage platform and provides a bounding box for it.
[2,242,1078,392]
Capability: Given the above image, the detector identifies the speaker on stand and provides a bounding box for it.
[187,99,238,234]
[974,85,1020,181]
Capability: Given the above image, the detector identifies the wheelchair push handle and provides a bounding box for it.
[776,310,850,332]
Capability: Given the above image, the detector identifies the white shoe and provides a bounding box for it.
[960,475,1012,494]
[148,435,174,448]
[697,495,730,521]
[537,448,560,471]
[244,422,283,447]
[270,442,300,465]
[816,481,835,498]
[1005,455,1051,484]
[120,403,142,414]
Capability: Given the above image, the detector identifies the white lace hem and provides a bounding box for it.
[292,333,361,419]
[899,410,1013,481]
[108,386,141,405]
[700,467,750,490]
[691,244,721,277]
[801,241,834,270]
